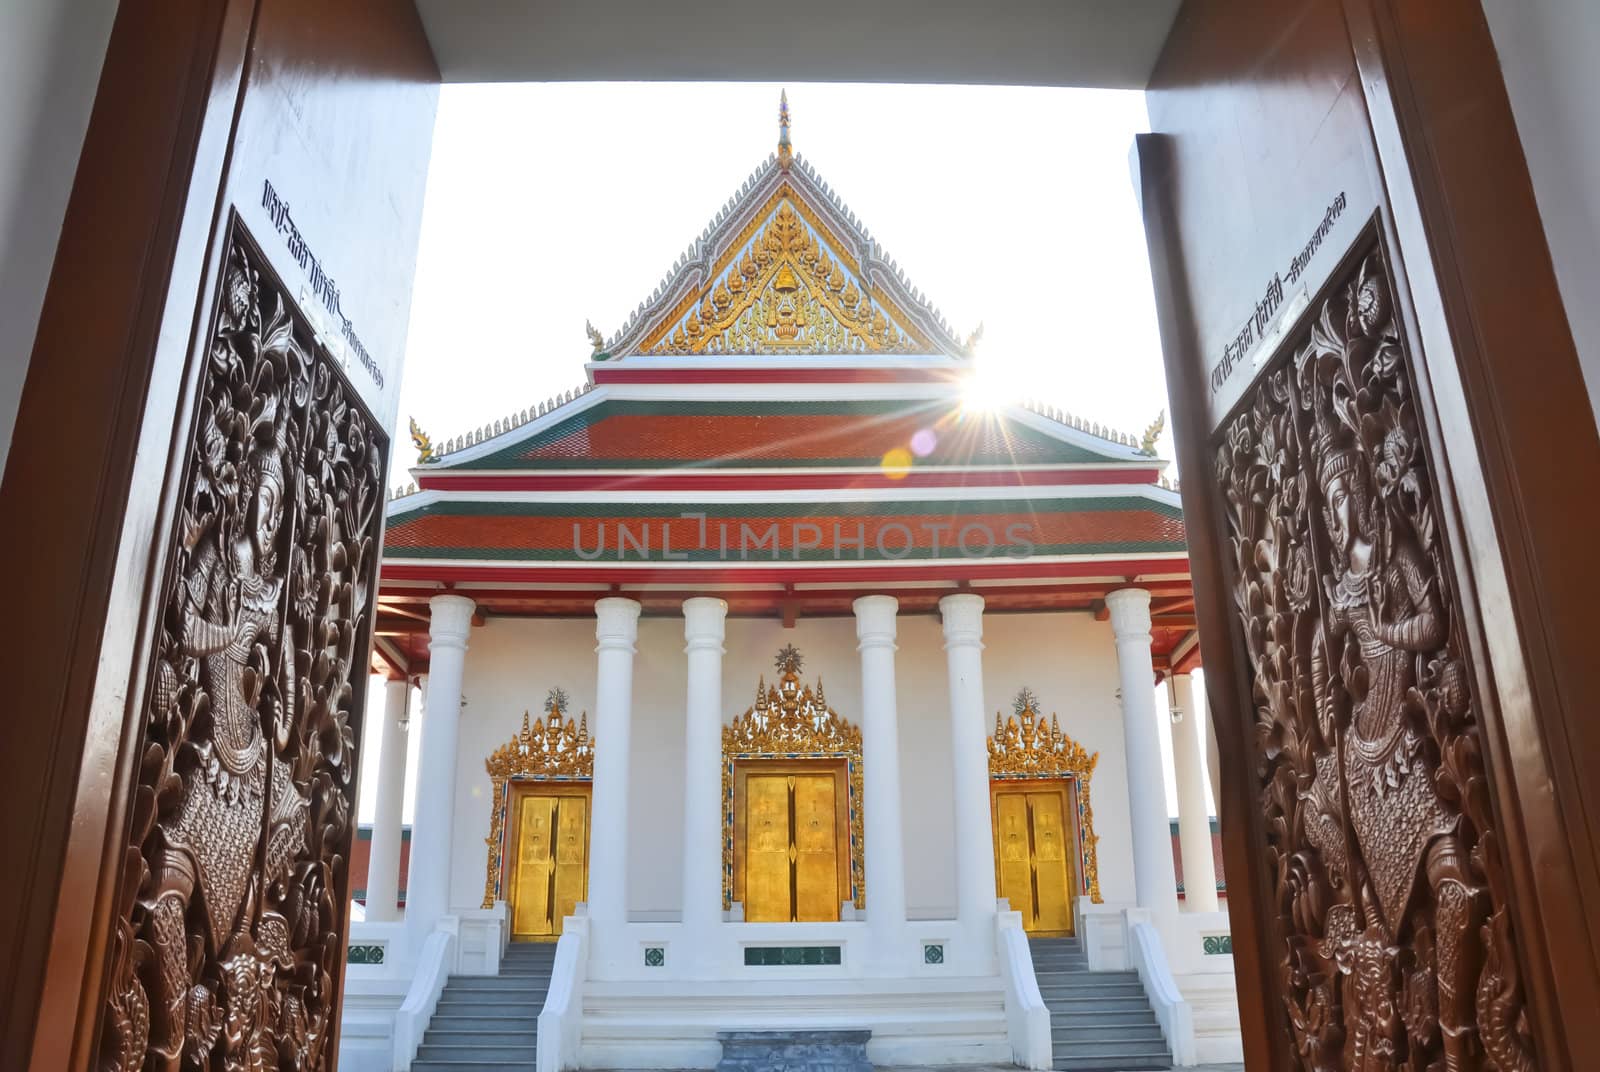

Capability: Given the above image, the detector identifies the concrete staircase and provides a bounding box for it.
[1030,936,1171,1072]
[412,941,557,1072]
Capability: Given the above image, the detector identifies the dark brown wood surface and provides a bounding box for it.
[0,2,437,1069]
[1144,0,1600,1068]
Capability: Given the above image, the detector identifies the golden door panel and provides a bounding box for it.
[793,773,839,922]
[507,783,591,940]
[991,781,1077,936]
[733,761,848,923]
[745,774,794,923]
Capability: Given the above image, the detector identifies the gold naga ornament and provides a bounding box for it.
[722,644,865,911]
[481,688,594,908]
[988,687,1103,904]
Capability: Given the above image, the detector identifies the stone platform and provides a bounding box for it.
[715,1030,873,1072]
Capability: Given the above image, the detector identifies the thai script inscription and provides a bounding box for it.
[260,179,384,390]
[1209,191,1348,397]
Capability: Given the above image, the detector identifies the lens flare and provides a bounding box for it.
[909,429,938,457]
[880,446,913,479]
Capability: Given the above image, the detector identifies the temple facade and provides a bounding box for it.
[341,98,1241,1071]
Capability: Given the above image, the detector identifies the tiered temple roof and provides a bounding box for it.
[376,96,1198,679]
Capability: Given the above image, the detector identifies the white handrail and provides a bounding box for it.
[1127,914,1196,1066]
[537,914,590,1072]
[392,923,457,1071]
[995,910,1052,1070]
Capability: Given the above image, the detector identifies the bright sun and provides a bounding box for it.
[961,363,1021,413]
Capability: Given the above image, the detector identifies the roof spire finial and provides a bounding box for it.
[777,89,793,172]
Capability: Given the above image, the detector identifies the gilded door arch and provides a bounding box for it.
[482,691,595,941]
[723,646,864,920]
[988,691,1102,935]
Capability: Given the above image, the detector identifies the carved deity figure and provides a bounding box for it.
[1310,412,1481,1070]
[143,411,309,1068]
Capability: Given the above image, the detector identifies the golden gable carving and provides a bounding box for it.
[641,192,927,356]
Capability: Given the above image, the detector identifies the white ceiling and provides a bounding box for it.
[415,0,1181,88]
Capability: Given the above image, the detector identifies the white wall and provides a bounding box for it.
[0,0,120,479]
[1481,0,1600,429]
[447,608,1140,921]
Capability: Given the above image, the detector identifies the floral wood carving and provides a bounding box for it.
[99,218,386,1071]
[722,655,865,911]
[987,698,1103,905]
[481,694,593,908]
[1214,242,1536,1071]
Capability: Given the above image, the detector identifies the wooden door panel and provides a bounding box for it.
[1142,2,1600,1066]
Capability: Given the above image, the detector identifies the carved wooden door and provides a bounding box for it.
[0,2,439,1069]
[1138,1,1600,1069]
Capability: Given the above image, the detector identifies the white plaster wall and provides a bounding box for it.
[0,0,119,479]
[1481,0,1600,429]
[447,608,1138,922]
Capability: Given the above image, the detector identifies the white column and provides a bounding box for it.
[853,595,907,939]
[1169,672,1219,912]
[1203,680,1222,821]
[588,597,641,927]
[1105,588,1180,918]
[939,593,999,946]
[405,594,475,943]
[681,597,727,931]
[365,677,410,922]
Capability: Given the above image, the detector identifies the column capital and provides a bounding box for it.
[853,594,898,649]
[682,596,728,651]
[1105,587,1153,642]
[938,592,985,649]
[596,596,642,651]
[428,593,476,649]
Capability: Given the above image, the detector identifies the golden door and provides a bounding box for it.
[992,782,1076,936]
[509,786,590,940]
[739,769,843,922]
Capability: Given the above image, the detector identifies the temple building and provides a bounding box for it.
[341,98,1241,1071]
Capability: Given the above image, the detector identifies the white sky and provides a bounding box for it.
[362,83,1210,828]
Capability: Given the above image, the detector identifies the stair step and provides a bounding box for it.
[412,1063,537,1072]
[1051,1009,1161,1025]
[1052,1058,1169,1072]
[424,1014,541,1030]
[1039,986,1148,1001]
[417,1043,538,1062]
[433,1001,543,1017]
[1051,1025,1166,1043]
[444,976,549,991]
[423,1030,539,1046]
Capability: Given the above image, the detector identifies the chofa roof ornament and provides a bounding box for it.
[777,89,793,172]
